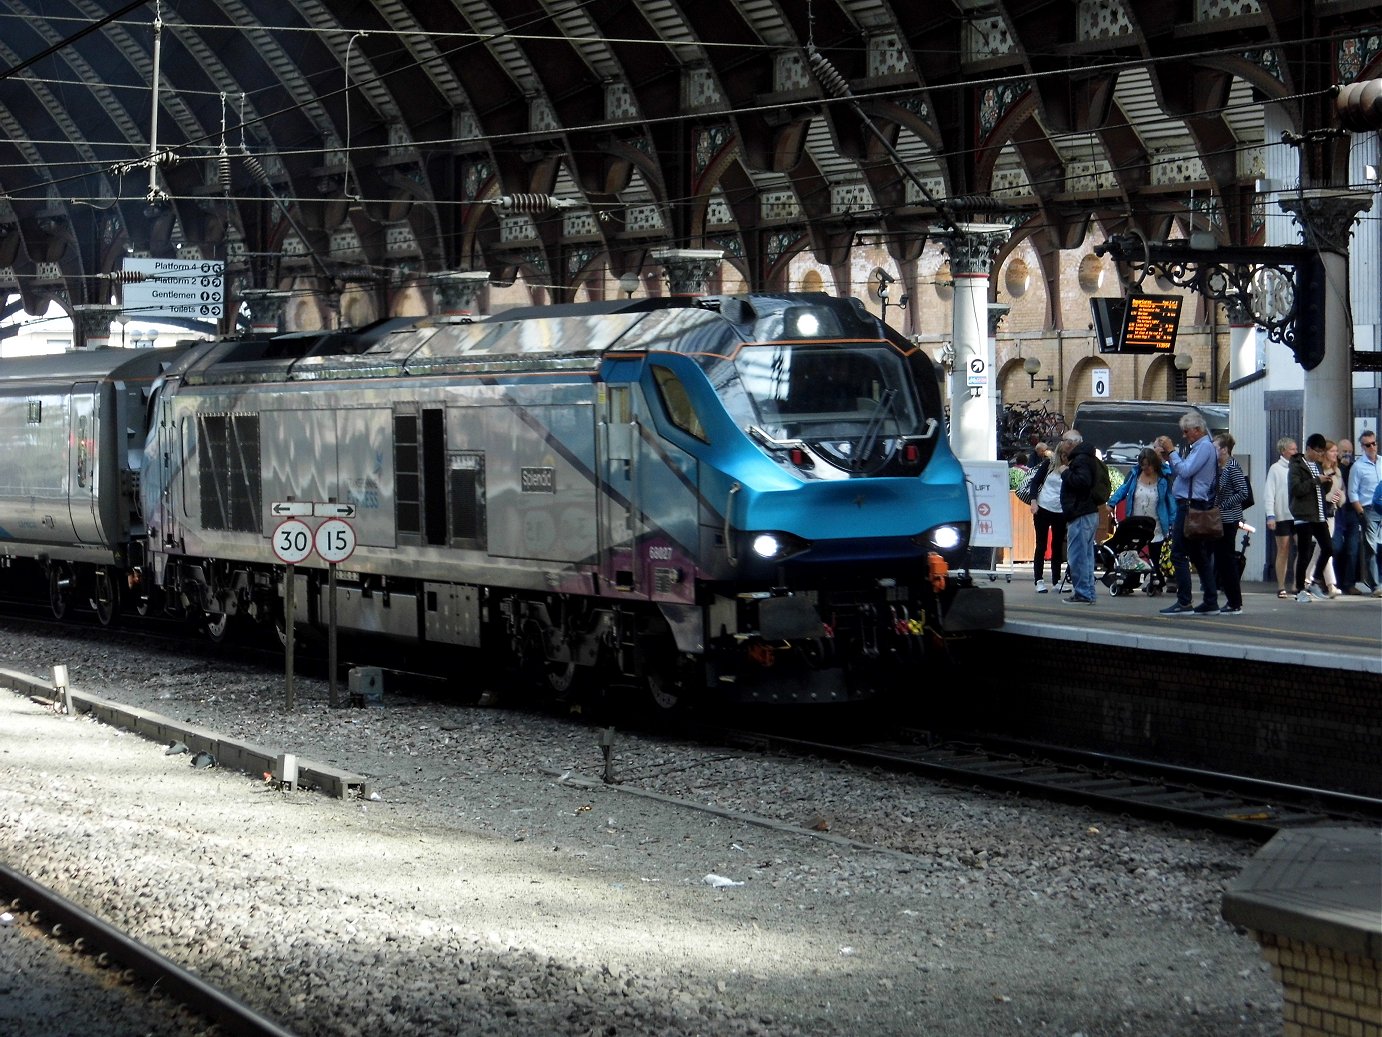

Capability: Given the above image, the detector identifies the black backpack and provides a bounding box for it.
[1091,458,1111,505]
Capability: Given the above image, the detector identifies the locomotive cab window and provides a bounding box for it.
[650,364,708,443]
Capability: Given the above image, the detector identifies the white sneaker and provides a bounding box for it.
[1295,590,1313,603]
[1035,579,1047,593]
[1307,584,1327,600]
[1355,582,1372,596]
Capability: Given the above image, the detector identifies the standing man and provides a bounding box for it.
[1158,412,1219,615]
[1348,430,1381,596]
[1058,429,1100,605]
[1333,438,1360,591]
[1262,437,1298,599]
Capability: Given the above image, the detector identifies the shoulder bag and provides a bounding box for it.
[1184,465,1223,539]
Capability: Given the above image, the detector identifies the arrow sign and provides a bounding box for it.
[313,502,357,518]
[271,501,313,517]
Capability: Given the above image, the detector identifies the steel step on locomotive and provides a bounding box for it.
[0,293,1002,708]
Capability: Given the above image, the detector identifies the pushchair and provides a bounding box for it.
[1096,514,1162,596]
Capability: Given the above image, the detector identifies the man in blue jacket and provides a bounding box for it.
[1159,412,1219,615]
[1059,429,1101,605]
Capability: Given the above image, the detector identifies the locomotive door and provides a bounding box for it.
[67,382,101,543]
[597,384,638,593]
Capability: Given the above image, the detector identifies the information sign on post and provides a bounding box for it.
[314,519,356,563]
[121,258,225,320]
[271,519,314,564]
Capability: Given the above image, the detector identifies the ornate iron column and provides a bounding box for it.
[72,303,120,349]
[433,271,490,317]
[1278,190,1373,439]
[651,248,723,296]
[239,289,291,335]
[933,224,1010,460]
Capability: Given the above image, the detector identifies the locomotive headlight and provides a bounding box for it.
[930,525,963,551]
[743,530,811,562]
[752,533,783,559]
[791,312,820,337]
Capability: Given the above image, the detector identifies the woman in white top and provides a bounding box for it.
[1029,442,1067,592]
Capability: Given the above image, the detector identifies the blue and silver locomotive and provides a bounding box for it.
[2,292,1002,708]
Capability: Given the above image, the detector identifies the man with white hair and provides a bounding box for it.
[1159,411,1219,615]
[1058,428,1101,605]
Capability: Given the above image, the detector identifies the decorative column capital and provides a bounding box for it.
[987,302,1011,336]
[240,289,292,335]
[71,303,121,349]
[930,223,1010,275]
[433,270,491,316]
[1277,190,1373,254]
[651,248,723,296]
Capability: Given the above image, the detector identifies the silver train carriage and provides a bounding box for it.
[0,347,178,622]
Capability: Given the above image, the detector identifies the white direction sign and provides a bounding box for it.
[1091,369,1112,398]
[966,357,988,387]
[121,257,225,320]
[270,501,313,517]
[272,519,314,564]
[313,502,357,518]
[314,519,357,564]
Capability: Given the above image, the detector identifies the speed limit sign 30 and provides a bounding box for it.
[272,519,314,564]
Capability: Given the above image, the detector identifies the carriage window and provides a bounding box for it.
[651,365,708,443]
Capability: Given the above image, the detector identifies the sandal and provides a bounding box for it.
[1276,589,1289,599]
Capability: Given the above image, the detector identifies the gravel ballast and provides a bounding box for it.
[0,624,1283,1036]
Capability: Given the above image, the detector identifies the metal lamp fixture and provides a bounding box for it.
[1024,355,1053,391]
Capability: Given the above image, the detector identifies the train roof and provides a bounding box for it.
[171,294,889,388]
[0,346,185,385]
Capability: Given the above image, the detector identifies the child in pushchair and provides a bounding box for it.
[1097,514,1163,596]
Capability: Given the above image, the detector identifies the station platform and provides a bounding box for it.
[982,571,1381,676]
[949,569,1382,798]
[1222,827,1381,1037]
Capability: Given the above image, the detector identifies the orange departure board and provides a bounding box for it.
[1119,294,1182,354]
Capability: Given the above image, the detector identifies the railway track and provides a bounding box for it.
[0,864,296,1037]
[712,727,1382,840]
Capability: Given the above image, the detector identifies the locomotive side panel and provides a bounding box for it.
[476,383,599,566]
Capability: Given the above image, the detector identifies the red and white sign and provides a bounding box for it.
[314,519,357,564]
[272,519,314,564]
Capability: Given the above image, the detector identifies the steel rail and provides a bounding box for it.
[0,864,298,1037]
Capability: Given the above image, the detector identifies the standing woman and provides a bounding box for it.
[1029,442,1067,593]
[1212,434,1250,614]
[1316,440,1346,596]
[1289,433,1335,602]
[1107,447,1173,590]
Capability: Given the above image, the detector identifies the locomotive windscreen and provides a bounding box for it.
[731,344,923,443]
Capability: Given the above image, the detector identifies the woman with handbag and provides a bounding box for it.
[1288,433,1335,602]
[1211,434,1250,614]
[1028,442,1066,593]
[1314,440,1346,597]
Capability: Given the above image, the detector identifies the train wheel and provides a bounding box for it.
[204,611,232,643]
[90,567,121,627]
[48,564,75,621]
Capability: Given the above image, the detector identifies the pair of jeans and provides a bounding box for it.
[1361,507,1382,588]
[1065,510,1099,601]
[1032,508,1066,584]
[1171,501,1218,608]
[1332,506,1360,587]
[1212,523,1243,609]
[1295,521,1332,592]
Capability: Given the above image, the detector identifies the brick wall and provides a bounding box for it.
[947,632,1382,797]
[1256,933,1381,1037]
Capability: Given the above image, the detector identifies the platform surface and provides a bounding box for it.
[1221,827,1382,959]
[986,572,1382,675]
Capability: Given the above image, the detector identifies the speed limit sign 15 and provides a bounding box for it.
[314,518,357,563]
[272,519,314,564]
